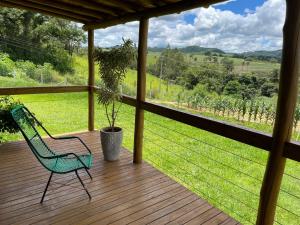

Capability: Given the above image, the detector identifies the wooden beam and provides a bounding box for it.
[24,0,103,20]
[1,0,90,23]
[256,1,300,224]
[60,0,118,16]
[141,100,273,151]
[92,0,136,13]
[83,0,226,30]
[88,30,95,132]
[284,141,300,162]
[133,18,149,164]
[0,86,88,95]
[136,0,156,8]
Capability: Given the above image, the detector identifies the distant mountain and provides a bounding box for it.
[148,46,282,62]
[148,45,225,54]
[148,47,165,52]
[180,46,225,54]
[234,50,282,61]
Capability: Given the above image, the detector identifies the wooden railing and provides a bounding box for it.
[1,85,299,163]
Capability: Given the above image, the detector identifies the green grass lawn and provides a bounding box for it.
[0,76,39,87]
[1,92,299,225]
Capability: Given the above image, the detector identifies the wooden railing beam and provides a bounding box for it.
[88,29,95,132]
[1,85,299,162]
[0,86,88,95]
[256,1,300,224]
[133,18,149,164]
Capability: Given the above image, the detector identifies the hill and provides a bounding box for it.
[180,45,225,54]
[148,45,282,62]
[148,45,225,54]
[233,50,282,62]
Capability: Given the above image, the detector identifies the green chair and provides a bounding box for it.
[11,105,93,203]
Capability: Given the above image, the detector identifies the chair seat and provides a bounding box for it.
[50,154,93,173]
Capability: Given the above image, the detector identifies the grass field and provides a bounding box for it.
[1,92,299,225]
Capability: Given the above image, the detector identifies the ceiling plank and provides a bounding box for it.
[136,0,156,8]
[92,0,137,13]
[60,0,118,16]
[83,0,227,30]
[24,0,103,20]
[0,1,87,23]
[3,0,94,21]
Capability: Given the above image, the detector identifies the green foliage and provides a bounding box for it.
[0,8,86,73]
[294,105,300,129]
[0,53,14,77]
[150,45,188,81]
[94,39,135,129]
[261,82,278,97]
[224,80,241,96]
[0,96,20,143]
[221,57,234,73]
[14,59,62,83]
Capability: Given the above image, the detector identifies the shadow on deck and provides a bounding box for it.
[0,131,239,225]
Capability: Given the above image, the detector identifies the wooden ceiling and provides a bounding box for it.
[0,0,227,30]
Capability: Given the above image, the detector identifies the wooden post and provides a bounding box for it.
[256,1,300,224]
[88,29,95,131]
[133,18,149,164]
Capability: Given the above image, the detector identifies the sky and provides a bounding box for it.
[93,0,286,53]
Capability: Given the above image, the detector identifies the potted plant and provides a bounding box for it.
[94,39,135,161]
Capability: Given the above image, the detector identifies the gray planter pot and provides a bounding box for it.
[100,127,123,161]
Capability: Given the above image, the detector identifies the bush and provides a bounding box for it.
[15,60,38,80]
[44,45,74,74]
[0,53,14,77]
[0,96,20,135]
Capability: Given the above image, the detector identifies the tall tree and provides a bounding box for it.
[155,45,188,81]
[0,8,86,73]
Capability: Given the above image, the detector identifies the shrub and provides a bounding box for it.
[0,53,14,77]
[15,60,38,80]
[0,96,20,136]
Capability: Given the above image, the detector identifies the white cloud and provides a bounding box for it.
[93,0,286,53]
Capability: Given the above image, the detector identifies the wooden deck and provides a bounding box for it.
[0,131,239,225]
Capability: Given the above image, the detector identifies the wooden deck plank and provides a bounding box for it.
[0,131,238,225]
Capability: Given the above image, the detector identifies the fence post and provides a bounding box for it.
[133,18,149,164]
[256,1,300,224]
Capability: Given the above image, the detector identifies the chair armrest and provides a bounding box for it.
[51,136,92,154]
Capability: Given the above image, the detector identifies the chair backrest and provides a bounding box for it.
[11,106,56,168]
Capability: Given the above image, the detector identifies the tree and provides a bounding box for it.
[261,83,277,97]
[0,8,86,73]
[221,57,234,73]
[224,80,241,96]
[180,72,198,89]
[154,45,188,81]
[269,68,279,83]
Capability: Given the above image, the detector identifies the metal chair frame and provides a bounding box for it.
[11,105,93,203]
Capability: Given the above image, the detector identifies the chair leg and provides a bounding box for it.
[75,170,91,200]
[40,172,53,203]
[85,168,93,180]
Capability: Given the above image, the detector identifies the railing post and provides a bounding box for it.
[256,1,300,224]
[88,29,95,131]
[133,18,149,164]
